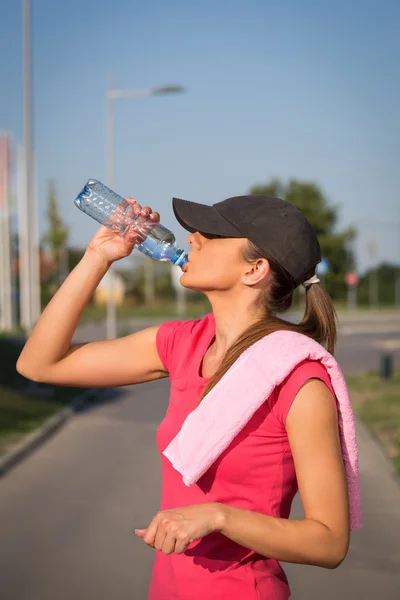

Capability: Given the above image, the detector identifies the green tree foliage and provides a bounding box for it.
[127,261,175,304]
[250,178,356,300]
[41,179,70,290]
[67,247,86,272]
[357,263,400,306]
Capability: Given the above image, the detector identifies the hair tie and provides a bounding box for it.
[302,274,320,288]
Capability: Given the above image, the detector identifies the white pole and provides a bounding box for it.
[22,0,32,334]
[0,136,6,330]
[176,284,186,318]
[103,81,185,334]
[0,134,13,331]
[105,83,117,340]
[396,224,400,308]
[32,149,41,320]
[144,257,156,304]
[17,143,29,329]
[170,262,186,318]
[23,0,41,334]
[347,285,357,310]
[8,136,18,330]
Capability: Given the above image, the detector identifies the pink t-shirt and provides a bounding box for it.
[149,313,335,600]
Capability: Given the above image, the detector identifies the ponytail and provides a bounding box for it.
[298,283,337,354]
[199,241,337,403]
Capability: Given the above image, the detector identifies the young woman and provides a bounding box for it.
[17,194,350,599]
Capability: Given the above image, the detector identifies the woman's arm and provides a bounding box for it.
[16,248,168,386]
[17,249,110,378]
[17,200,163,384]
[217,379,350,568]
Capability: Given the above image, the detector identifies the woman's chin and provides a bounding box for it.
[180,273,205,292]
[180,276,198,291]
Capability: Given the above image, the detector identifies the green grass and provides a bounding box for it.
[0,387,64,455]
[0,338,91,456]
[78,298,211,322]
[347,371,400,476]
[0,384,89,456]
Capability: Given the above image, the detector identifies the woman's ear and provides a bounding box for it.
[243,259,270,285]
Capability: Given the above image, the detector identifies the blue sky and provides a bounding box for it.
[1,0,399,273]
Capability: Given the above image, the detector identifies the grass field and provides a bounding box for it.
[0,387,64,455]
[0,338,89,457]
[347,370,400,476]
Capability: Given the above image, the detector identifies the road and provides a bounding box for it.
[0,312,399,599]
[72,311,400,374]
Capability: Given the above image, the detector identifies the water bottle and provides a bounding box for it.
[74,179,188,269]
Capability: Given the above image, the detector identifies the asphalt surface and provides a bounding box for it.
[0,312,399,599]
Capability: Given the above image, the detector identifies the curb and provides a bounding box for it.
[0,387,104,478]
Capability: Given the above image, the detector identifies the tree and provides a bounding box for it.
[124,260,175,304]
[67,246,86,272]
[357,263,400,306]
[41,179,70,290]
[250,178,356,300]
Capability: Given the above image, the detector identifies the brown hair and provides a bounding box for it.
[199,240,337,402]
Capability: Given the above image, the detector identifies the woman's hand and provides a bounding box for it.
[86,198,160,265]
[135,503,225,555]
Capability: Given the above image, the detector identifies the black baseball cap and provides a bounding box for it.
[172,195,321,287]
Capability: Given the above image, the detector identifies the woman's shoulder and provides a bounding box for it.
[272,359,335,426]
[284,358,332,385]
[156,313,214,374]
[157,312,214,340]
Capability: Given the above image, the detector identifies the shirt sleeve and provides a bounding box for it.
[155,320,187,377]
[273,359,336,427]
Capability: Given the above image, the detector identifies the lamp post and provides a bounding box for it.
[105,83,184,340]
[19,0,41,335]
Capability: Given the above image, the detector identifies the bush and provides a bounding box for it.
[0,338,27,390]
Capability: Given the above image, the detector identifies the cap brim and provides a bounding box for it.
[172,198,243,237]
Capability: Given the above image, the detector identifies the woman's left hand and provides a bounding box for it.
[135,503,225,555]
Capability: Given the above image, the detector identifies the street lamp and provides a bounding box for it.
[18,0,41,335]
[105,82,185,340]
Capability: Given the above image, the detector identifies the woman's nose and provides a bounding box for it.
[188,232,202,249]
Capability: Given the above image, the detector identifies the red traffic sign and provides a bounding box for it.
[345,272,359,287]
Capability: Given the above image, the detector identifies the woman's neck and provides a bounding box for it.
[207,295,264,360]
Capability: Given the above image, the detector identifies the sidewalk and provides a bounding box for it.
[286,419,400,598]
[0,380,399,599]
[0,318,399,598]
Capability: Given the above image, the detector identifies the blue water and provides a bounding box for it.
[74,179,188,268]
[135,223,188,267]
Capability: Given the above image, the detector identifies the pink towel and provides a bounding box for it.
[163,330,362,531]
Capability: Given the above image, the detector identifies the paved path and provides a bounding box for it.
[0,313,399,598]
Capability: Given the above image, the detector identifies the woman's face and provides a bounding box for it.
[180,231,250,293]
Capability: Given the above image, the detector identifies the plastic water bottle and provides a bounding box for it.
[74,179,188,269]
